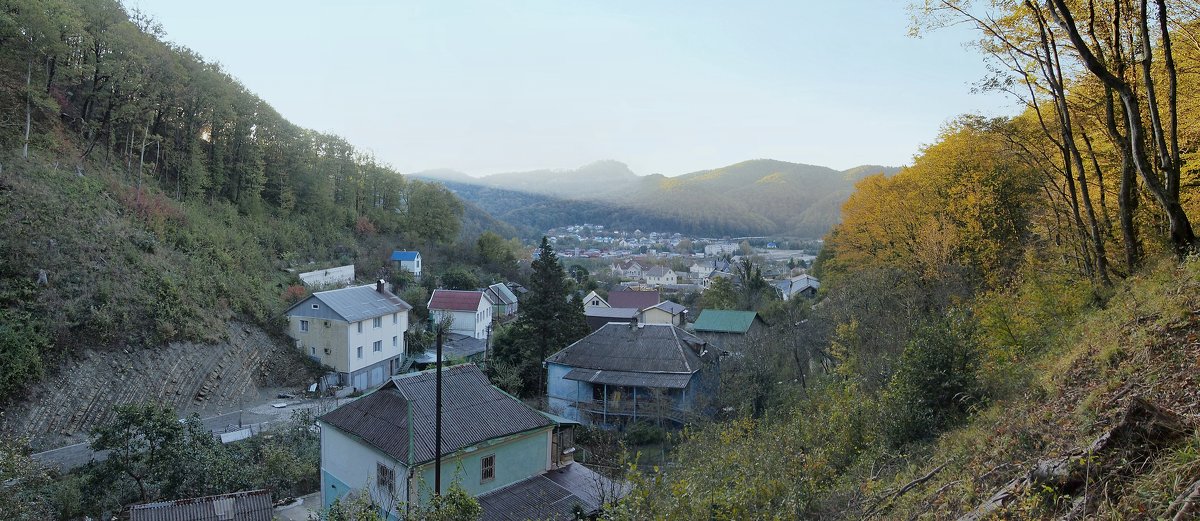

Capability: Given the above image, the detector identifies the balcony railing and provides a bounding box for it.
[575,398,692,425]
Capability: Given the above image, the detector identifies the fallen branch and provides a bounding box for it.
[864,462,948,518]
[1167,479,1200,521]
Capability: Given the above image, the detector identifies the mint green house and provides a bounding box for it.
[317,364,620,520]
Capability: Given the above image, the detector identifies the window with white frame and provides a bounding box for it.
[481,454,495,482]
[300,320,309,332]
[373,317,382,328]
[373,340,382,352]
[357,322,363,333]
[377,462,395,496]
[356,346,363,359]
[392,336,398,347]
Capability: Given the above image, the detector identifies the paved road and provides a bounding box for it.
[30,401,334,471]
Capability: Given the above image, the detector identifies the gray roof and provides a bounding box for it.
[487,283,519,305]
[128,489,272,521]
[584,306,639,319]
[478,463,624,521]
[410,334,487,364]
[563,368,693,389]
[317,364,552,466]
[648,301,687,315]
[285,284,412,323]
[545,323,708,375]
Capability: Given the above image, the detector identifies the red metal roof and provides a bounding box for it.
[606,290,660,310]
[428,289,485,312]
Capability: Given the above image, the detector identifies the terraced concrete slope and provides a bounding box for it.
[2,322,311,450]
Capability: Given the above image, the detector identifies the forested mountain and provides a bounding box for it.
[420,160,900,237]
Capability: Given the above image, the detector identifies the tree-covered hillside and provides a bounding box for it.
[605,1,1200,518]
[0,0,481,406]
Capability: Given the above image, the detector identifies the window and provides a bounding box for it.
[357,322,363,333]
[310,346,316,356]
[311,304,319,309]
[357,346,363,359]
[392,336,398,348]
[373,340,382,352]
[299,320,309,332]
[377,462,395,496]
[481,454,495,482]
[393,313,398,324]
[373,317,382,328]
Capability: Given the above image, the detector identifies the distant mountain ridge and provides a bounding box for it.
[416,160,900,238]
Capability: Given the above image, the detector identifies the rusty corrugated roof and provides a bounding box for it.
[128,489,272,521]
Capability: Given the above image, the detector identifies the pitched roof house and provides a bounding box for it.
[317,364,619,519]
[772,274,821,300]
[583,306,639,332]
[390,250,423,278]
[639,300,688,327]
[428,289,492,339]
[581,290,609,308]
[484,283,519,318]
[546,323,718,426]
[284,281,412,390]
[690,309,767,352]
[643,266,678,286]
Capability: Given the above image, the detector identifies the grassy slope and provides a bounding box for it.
[0,156,396,437]
[869,257,1200,519]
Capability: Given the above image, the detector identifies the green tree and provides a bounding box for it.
[700,277,738,310]
[0,439,53,520]
[439,266,478,291]
[0,309,47,401]
[491,238,589,398]
[90,403,185,501]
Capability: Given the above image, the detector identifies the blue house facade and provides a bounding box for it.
[546,323,719,427]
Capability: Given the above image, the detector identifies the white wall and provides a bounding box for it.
[344,312,408,374]
[320,421,409,514]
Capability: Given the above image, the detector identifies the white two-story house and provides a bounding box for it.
[285,281,412,390]
[427,289,491,339]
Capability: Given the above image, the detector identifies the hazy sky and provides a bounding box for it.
[132,1,1015,176]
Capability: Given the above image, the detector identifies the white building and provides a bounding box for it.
[284,281,411,390]
[427,289,492,339]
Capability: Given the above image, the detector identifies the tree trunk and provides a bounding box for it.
[23,58,32,159]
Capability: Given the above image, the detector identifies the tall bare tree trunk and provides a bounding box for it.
[23,59,32,159]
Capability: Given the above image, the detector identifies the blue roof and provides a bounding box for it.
[390,250,420,262]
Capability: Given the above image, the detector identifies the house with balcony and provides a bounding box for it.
[546,323,718,427]
[428,289,492,340]
[284,281,411,390]
[317,364,620,520]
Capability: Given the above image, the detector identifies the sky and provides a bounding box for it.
[131,0,1017,176]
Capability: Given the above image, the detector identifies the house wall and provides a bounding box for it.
[430,302,491,339]
[290,317,351,372]
[320,420,409,516]
[412,427,552,503]
[345,312,408,375]
[639,307,678,326]
[547,362,588,421]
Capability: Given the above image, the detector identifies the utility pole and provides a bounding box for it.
[434,327,443,500]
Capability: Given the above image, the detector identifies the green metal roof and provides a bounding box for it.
[691,310,759,334]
